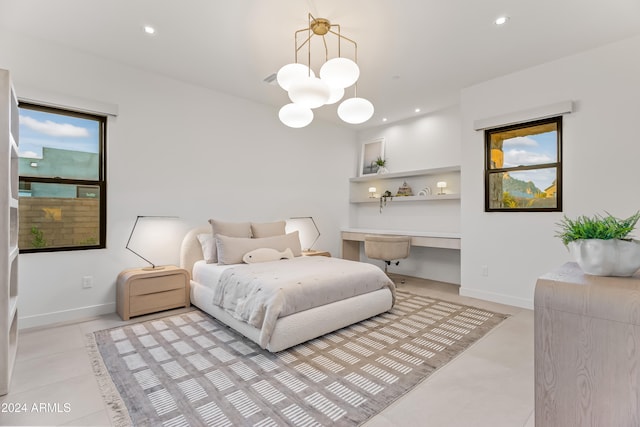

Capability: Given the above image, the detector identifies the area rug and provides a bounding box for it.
[87,291,507,427]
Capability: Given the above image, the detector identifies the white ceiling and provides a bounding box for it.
[1,0,640,128]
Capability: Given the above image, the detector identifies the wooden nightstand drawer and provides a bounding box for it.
[130,274,185,296]
[302,250,331,257]
[130,289,185,317]
[117,266,190,320]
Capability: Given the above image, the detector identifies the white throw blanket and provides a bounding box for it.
[211,256,395,348]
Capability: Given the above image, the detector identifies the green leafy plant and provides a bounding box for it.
[555,211,640,246]
[375,156,386,167]
[30,226,47,248]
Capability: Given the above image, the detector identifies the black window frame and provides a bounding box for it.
[484,116,562,212]
[18,102,107,253]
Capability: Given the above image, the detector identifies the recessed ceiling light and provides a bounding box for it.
[382,117,388,122]
[495,16,509,26]
[414,108,421,113]
[144,25,156,35]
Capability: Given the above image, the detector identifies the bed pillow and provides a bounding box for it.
[196,233,216,263]
[251,221,286,238]
[216,231,302,265]
[207,219,252,263]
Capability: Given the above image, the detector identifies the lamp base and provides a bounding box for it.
[142,266,166,271]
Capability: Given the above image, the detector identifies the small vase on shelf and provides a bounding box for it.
[374,156,388,174]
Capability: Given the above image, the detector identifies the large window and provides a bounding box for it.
[18,103,106,252]
[485,116,562,212]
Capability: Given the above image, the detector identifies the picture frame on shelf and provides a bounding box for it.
[359,138,385,176]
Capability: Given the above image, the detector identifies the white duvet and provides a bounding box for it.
[208,256,395,348]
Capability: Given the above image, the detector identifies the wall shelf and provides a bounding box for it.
[1,69,19,396]
[351,194,461,203]
[349,165,460,183]
[349,166,461,204]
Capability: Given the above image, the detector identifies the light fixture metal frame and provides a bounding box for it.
[125,215,178,270]
[292,14,358,74]
[288,216,321,252]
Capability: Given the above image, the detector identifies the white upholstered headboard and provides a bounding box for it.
[179,225,210,278]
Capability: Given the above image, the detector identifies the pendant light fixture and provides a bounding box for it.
[277,13,374,128]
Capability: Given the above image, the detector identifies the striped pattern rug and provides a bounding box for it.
[87,290,507,426]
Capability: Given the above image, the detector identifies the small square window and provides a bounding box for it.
[485,116,562,212]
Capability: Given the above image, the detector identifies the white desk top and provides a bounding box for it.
[341,228,461,239]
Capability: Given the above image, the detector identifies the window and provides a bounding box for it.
[18,102,106,252]
[485,116,562,212]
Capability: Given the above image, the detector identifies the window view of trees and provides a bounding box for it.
[18,103,106,252]
[485,117,562,212]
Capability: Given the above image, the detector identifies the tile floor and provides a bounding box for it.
[0,275,534,426]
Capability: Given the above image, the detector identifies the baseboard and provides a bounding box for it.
[459,287,533,310]
[18,302,116,330]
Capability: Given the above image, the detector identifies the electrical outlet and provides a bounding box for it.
[481,265,489,277]
[82,276,93,289]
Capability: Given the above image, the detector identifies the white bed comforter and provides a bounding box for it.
[211,256,395,348]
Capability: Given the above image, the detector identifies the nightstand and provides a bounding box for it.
[302,250,331,257]
[116,266,190,320]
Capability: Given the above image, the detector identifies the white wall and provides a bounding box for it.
[7,29,637,326]
[353,106,462,284]
[460,35,640,308]
[0,30,357,328]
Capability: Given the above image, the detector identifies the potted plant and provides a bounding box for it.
[556,211,640,276]
[374,156,388,174]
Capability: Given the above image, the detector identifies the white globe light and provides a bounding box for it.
[279,103,313,128]
[288,77,331,109]
[320,57,360,89]
[325,86,344,105]
[337,97,374,124]
[277,63,315,91]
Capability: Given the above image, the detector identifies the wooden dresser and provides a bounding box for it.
[535,262,640,426]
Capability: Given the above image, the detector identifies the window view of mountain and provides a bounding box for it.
[502,173,543,198]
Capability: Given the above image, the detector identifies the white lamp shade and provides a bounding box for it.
[288,77,331,109]
[285,217,320,251]
[277,63,315,91]
[437,181,447,188]
[126,216,185,268]
[279,103,313,128]
[325,86,345,105]
[369,187,376,193]
[320,57,360,89]
[337,97,374,124]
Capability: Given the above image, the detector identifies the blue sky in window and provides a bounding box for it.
[503,131,557,190]
[18,108,99,159]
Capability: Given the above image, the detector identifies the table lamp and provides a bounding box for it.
[286,217,320,252]
[437,181,447,195]
[125,216,181,270]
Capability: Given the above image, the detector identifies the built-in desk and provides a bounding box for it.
[341,228,461,261]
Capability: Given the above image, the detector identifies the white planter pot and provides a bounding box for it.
[568,239,640,276]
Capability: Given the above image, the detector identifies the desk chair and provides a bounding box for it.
[364,235,411,283]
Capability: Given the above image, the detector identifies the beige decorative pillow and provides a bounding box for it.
[207,219,252,263]
[196,233,215,263]
[251,221,286,238]
[216,231,302,265]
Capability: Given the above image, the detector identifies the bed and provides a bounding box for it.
[180,225,395,352]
